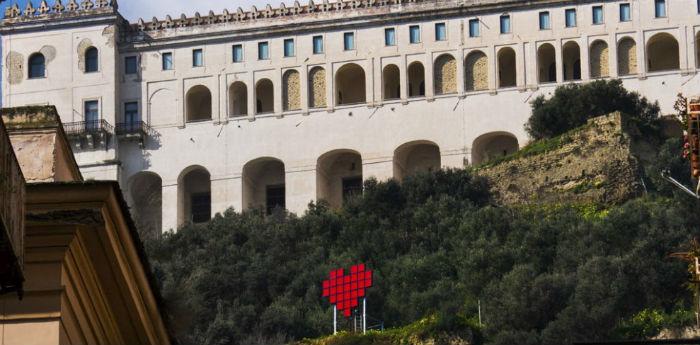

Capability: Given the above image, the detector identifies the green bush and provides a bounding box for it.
[526,79,660,140]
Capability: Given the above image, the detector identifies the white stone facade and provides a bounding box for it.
[2,0,700,234]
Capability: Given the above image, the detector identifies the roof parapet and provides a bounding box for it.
[3,0,117,23]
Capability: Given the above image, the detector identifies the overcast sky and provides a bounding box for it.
[1,0,271,21]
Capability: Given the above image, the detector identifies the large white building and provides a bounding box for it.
[1,0,699,235]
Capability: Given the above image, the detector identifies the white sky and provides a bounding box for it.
[119,0,271,21]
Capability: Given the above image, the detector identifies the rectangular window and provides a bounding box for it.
[565,9,577,27]
[283,39,295,57]
[344,32,355,50]
[191,193,211,223]
[620,3,631,21]
[125,56,137,75]
[313,35,324,54]
[266,185,285,215]
[500,15,511,34]
[342,177,363,202]
[232,44,243,62]
[162,52,173,70]
[655,0,666,18]
[84,100,99,130]
[592,6,604,24]
[192,49,203,67]
[124,102,139,124]
[468,19,480,37]
[409,25,421,43]
[435,22,447,41]
[258,42,270,60]
[385,28,396,46]
[539,11,551,30]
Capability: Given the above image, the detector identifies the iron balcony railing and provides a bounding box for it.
[63,119,114,136]
[115,121,153,137]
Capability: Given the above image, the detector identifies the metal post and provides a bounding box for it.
[363,298,367,334]
[478,299,482,326]
[333,305,337,335]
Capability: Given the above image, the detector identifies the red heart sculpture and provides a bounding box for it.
[322,264,373,318]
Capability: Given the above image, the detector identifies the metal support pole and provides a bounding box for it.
[478,299,482,326]
[333,305,337,335]
[363,298,367,334]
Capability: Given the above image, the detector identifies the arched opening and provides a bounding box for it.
[316,150,363,208]
[28,53,45,79]
[229,81,248,117]
[497,47,517,88]
[283,70,301,111]
[128,172,162,239]
[465,50,489,91]
[407,62,425,97]
[589,40,609,78]
[242,157,285,214]
[393,141,441,181]
[177,166,211,225]
[647,32,680,72]
[335,63,366,105]
[538,43,557,83]
[617,37,638,76]
[472,132,519,165]
[256,79,274,114]
[434,54,457,95]
[309,67,327,108]
[186,85,212,122]
[85,47,99,73]
[382,64,401,101]
[562,41,581,81]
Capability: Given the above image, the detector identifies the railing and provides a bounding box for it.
[63,119,114,136]
[0,117,25,295]
[115,121,152,137]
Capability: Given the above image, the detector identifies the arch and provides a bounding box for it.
[562,41,581,81]
[28,53,45,79]
[497,47,517,88]
[538,43,557,83]
[434,54,457,95]
[316,149,363,208]
[309,66,327,108]
[472,132,519,165]
[407,62,425,97]
[85,46,99,73]
[589,40,610,78]
[283,69,301,111]
[335,63,366,105]
[229,81,248,117]
[149,88,176,126]
[256,78,274,114]
[242,157,285,214]
[382,64,401,101]
[128,172,162,239]
[186,85,212,122]
[393,141,441,181]
[177,166,211,225]
[647,32,680,72]
[617,37,638,75]
[465,50,489,91]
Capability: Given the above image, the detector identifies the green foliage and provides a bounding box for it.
[615,307,695,339]
[145,169,700,345]
[475,130,575,169]
[526,79,660,140]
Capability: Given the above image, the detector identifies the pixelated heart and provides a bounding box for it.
[322,264,373,318]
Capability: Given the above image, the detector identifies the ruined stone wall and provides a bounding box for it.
[590,41,609,78]
[283,70,301,111]
[465,52,488,91]
[434,55,456,95]
[618,38,637,75]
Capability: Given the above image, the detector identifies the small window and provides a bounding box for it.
[342,177,363,202]
[232,44,243,62]
[266,185,285,215]
[192,49,203,67]
[468,19,480,37]
[620,3,631,21]
[409,25,421,43]
[28,53,45,79]
[284,39,295,57]
[698,0,700,14]
[124,102,139,124]
[500,15,511,34]
[539,11,551,30]
[592,6,604,24]
[162,52,173,70]
[85,47,98,73]
[258,42,270,60]
[84,100,99,130]
[344,32,355,51]
[191,193,211,223]
[385,28,396,46]
[565,9,577,27]
[125,56,137,75]
[654,0,666,18]
[313,35,324,54]
[435,22,447,41]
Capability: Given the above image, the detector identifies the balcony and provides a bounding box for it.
[115,121,154,147]
[63,120,113,150]
[0,117,25,297]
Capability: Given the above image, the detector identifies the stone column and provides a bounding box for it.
[211,176,240,216]
[161,182,178,232]
[285,166,316,214]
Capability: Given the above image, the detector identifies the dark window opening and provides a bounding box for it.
[29,53,45,79]
[342,177,363,202]
[191,193,211,223]
[85,47,99,73]
[266,185,285,214]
